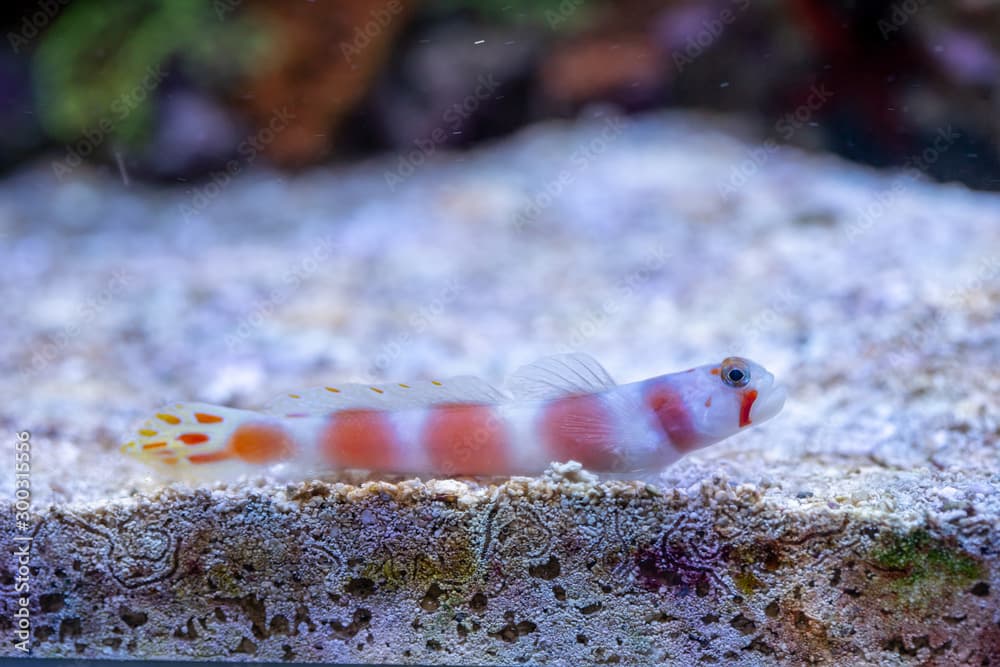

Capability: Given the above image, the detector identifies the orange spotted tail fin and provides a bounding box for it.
[121,403,263,473]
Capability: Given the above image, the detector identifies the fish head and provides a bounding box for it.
[694,356,786,440]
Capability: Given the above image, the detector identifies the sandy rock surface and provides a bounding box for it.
[1,113,998,664]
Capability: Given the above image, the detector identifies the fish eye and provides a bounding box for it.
[720,358,750,387]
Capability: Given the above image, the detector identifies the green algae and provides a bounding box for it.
[356,541,479,594]
[206,563,244,597]
[734,570,765,595]
[727,542,780,595]
[870,529,982,602]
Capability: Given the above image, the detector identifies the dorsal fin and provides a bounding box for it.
[263,375,508,416]
[506,353,616,401]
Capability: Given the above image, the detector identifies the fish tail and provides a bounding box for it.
[121,402,296,473]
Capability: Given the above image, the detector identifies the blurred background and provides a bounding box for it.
[3,0,999,492]
[3,0,1000,189]
[4,5,1000,663]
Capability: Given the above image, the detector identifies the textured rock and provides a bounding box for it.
[1,112,998,664]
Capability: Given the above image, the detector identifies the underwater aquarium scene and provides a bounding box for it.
[2,0,999,665]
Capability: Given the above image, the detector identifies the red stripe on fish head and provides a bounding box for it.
[644,380,700,452]
[739,389,758,428]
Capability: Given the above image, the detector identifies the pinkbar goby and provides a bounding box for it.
[122,354,786,480]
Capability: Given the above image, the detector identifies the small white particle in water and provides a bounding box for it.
[474,39,485,45]
[720,81,730,88]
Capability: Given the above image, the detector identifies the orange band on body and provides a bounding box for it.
[540,394,618,470]
[320,409,399,470]
[184,422,296,466]
[422,404,511,475]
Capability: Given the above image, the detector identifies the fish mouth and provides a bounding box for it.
[749,384,787,424]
